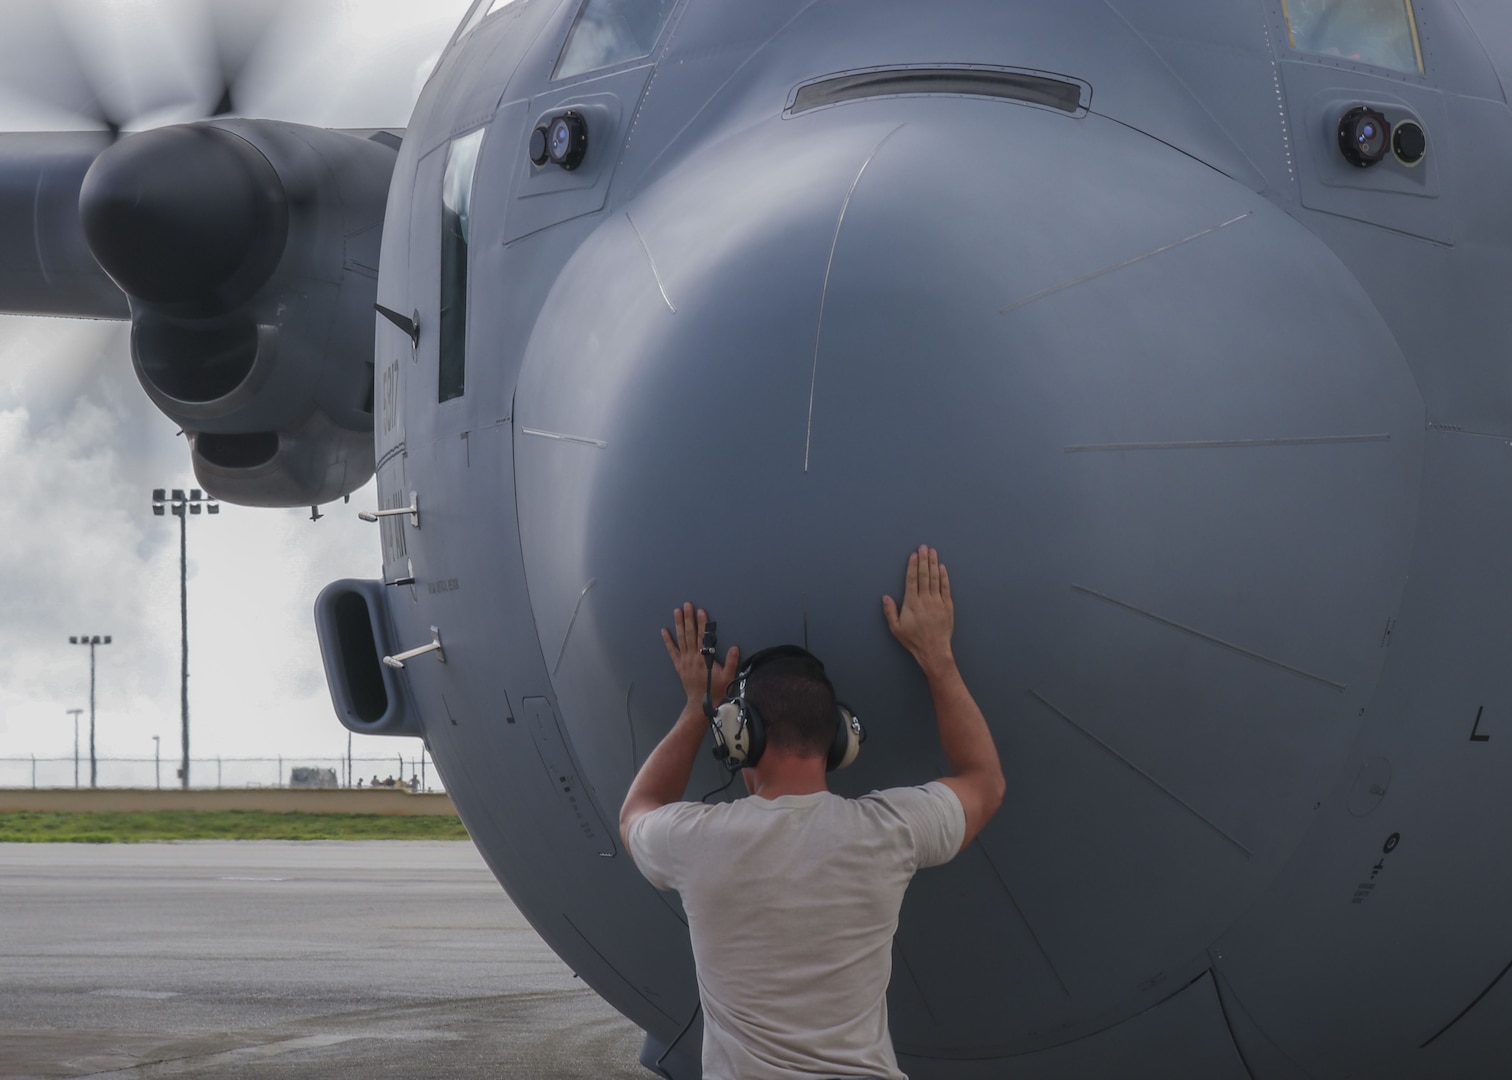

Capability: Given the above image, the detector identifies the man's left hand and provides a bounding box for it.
[663,602,741,708]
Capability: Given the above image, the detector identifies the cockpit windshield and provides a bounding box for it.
[1282,0,1423,74]
[452,0,520,46]
[554,0,678,81]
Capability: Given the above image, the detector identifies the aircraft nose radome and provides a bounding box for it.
[79,123,287,309]
[513,99,1425,1047]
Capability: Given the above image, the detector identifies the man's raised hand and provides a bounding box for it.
[885,546,1004,850]
[663,602,741,707]
[883,545,955,675]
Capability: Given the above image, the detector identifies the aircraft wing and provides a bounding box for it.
[0,132,129,320]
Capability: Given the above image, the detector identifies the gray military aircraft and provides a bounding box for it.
[3,0,1510,1075]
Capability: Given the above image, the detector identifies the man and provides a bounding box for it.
[620,546,1005,1080]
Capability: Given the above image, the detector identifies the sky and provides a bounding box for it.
[0,0,478,786]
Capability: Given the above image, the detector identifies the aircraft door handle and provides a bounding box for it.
[382,626,445,669]
[358,491,420,528]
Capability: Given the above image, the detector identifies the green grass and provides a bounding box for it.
[0,810,471,843]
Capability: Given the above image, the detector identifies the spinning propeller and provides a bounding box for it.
[0,0,311,138]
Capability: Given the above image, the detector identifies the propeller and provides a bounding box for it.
[0,0,301,309]
[0,0,299,138]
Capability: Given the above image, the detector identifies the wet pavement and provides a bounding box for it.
[0,840,647,1079]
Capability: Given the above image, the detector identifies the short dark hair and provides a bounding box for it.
[744,655,836,759]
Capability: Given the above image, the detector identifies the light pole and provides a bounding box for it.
[152,736,161,790]
[66,708,82,788]
[68,636,111,788]
[151,488,219,790]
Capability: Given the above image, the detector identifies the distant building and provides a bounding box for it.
[289,766,338,789]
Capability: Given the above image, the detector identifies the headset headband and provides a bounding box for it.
[738,644,826,678]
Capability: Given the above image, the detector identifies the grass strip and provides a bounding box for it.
[0,809,470,843]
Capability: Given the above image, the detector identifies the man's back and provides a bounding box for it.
[620,548,1003,1078]
[631,782,963,1080]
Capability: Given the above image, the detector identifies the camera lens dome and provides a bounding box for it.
[543,112,588,171]
[1338,106,1391,169]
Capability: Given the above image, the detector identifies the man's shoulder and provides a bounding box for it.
[859,780,963,813]
[633,796,768,839]
[636,798,716,832]
[628,800,725,890]
[855,781,966,867]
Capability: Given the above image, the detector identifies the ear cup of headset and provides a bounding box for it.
[827,704,864,772]
[711,702,746,767]
[741,699,767,768]
[710,698,767,770]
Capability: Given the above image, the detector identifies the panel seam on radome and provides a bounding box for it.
[1028,689,1255,857]
[977,847,1072,995]
[805,124,904,473]
[560,913,681,1024]
[1209,966,1261,1080]
[657,1001,703,1072]
[625,682,638,767]
[1209,965,1315,1079]
[626,212,676,312]
[1071,584,1347,692]
[1000,212,1252,314]
[899,969,1211,1062]
[1064,434,1390,453]
[553,579,597,676]
[521,427,607,449]
[1419,955,1512,1048]
[891,944,947,1029]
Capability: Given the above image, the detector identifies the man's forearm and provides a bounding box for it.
[621,701,707,824]
[921,656,1002,785]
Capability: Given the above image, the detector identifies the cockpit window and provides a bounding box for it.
[439,129,485,404]
[453,0,520,44]
[554,0,677,81]
[1282,0,1423,74]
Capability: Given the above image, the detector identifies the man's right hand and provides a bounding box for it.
[883,545,955,676]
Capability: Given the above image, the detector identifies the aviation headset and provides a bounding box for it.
[707,642,865,773]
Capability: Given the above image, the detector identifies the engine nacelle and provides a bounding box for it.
[79,120,397,507]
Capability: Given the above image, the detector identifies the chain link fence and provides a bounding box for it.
[0,754,442,793]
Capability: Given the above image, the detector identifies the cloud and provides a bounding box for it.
[0,315,395,783]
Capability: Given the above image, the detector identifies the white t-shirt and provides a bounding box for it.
[629,781,966,1080]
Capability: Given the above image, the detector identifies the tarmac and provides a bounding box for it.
[0,840,647,1079]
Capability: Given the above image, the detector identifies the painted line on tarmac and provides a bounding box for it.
[85,1032,451,1077]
